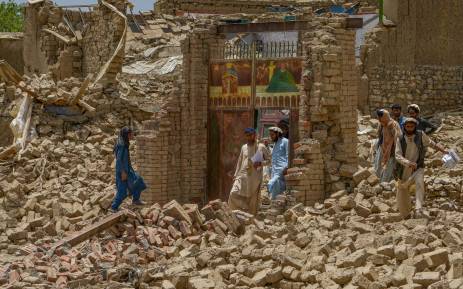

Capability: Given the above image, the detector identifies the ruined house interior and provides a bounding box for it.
[0,0,463,288]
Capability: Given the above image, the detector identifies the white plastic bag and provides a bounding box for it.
[442,149,461,169]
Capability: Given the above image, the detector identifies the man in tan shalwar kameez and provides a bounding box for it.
[228,128,270,215]
[395,117,448,219]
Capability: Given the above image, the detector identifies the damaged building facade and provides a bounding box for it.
[136,14,360,206]
[359,0,463,114]
[154,0,335,15]
[23,0,126,85]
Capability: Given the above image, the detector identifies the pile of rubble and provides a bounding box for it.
[357,112,463,206]
[0,200,250,288]
[5,183,463,288]
[0,12,188,266]
[125,14,193,62]
[0,72,156,254]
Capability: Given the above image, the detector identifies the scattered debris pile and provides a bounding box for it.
[125,15,193,62]
[0,71,155,257]
[357,112,463,205]
[4,185,463,288]
[0,200,251,288]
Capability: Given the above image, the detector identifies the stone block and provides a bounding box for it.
[424,249,449,269]
[253,268,271,286]
[163,200,192,225]
[448,258,463,279]
[412,272,440,287]
[377,245,394,258]
[353,168,371,184]
[339,196,355,210]
[337,249,368,268]
[187,278,215,289]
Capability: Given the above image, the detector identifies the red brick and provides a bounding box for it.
[187,235,201,244]
[292,158,307,165]
[162,200,192,225]
[56,275,68,288]
[147,227,157,245]
[36,266,49,273]
[168,225,182,239]
[179,221,192,236]
[8,270,20,284]
[151,209,160,223]
[47,267,58,282]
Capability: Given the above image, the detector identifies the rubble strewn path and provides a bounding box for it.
[0,111,462,289]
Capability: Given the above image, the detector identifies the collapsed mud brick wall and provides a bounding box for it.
[359,0,463,114]
[137,15,358,206]
[0,33,24,74]
[155,0,334,15]
[136,20,217,205]
[288,16,359,205]
[23,0,126,85]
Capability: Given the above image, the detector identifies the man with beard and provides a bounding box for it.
[395,118,448,219]
[374,109,402,182]
[407,104,438,134]
[228,128,270,215]
[268,126,289,199]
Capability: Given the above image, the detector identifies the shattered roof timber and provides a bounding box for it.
[155,0,340,14]
[217,18,364,33]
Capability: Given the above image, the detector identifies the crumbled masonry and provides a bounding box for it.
[0,0,463,288]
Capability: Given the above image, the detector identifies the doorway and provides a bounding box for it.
[206,39,303,202]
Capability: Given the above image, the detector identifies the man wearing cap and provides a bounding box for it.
[407,104,438,134]
[395,117,448,218]
[228,128,270,215]
[268,126,289,199]
[391,103,405,129]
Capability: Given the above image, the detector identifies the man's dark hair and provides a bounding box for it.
[391,104,401,110]
[376,109,385,118]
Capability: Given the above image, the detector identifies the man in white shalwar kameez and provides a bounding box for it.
[228,128,270,215]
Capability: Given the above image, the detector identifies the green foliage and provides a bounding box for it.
[0,1,24,32]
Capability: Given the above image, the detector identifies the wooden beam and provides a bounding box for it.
[0,60,23,84]
[217,18,364,33]
[91,0,127,87]
[0,144,18,160]
[56,4,97,8]
[42,29,71,45]
[70,73,93,105]
[77,100,96,113]
[20,99,33,152]
[217,21,311,34]
[346,17,363,28]
[50,211,127,251]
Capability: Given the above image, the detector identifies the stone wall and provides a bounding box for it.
[366,65,463,114]
[155,0,334,15]
[0,33,24,75]
[23,0,126,85]
[360,0,463,113]
[137,16,359,207]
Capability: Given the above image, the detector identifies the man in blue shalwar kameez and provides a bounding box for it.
[268,126,289,199]
[111,127,146,212]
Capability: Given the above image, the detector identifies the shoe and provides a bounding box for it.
[110,208,119,213]
[414,209,426,219]
[132,200,146,206]
[403,214,412,220]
